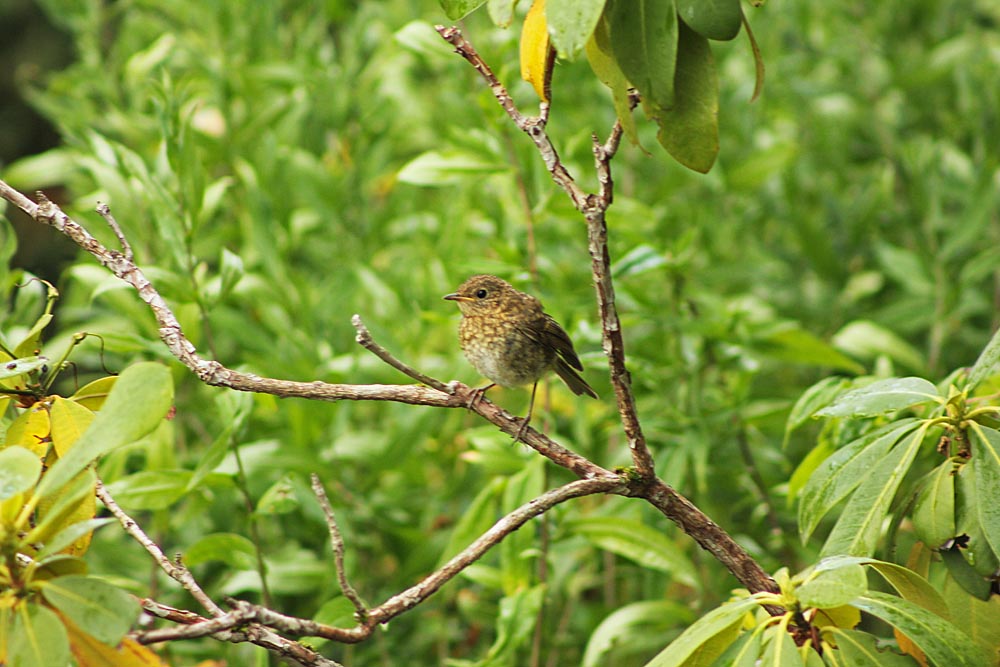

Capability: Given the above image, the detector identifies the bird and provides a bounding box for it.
[443,274,597,440]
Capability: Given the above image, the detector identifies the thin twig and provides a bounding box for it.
[96,480,224,617]
[95,200,133,262]
[138,599,344,667]
[352,314,450,392]
[310,473,368,620]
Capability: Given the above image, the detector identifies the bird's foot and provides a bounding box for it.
[466,383,496,410]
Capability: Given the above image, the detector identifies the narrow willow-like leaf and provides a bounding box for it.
[798,419,919,542]
[816,377,939,418]
[968,424,1000,558]
[643,596,760,667]
[852,592,991,667]
[439,0,489,20]
[820,423,927,557]
[911,460,956,549]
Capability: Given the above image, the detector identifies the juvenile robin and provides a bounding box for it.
[444,274,597,439]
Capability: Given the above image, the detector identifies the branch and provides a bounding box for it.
[96,480,223,617]
[310,474,368,620]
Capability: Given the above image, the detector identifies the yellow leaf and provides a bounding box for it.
[5,404,51,456]
[520,0,552,102]
[70,376,118,411]
[67,619,169,667]
[50,397,96,457]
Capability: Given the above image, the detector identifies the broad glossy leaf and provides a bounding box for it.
[676,0,741,41]
[607,0,678,110]
[912,460,956,549]
[41,575,139,645]
[654,22,718,173]
[941,572,1000,658]
[810,555,948,618]
[796,563,867,609]
[585,14,640,146]
[548,0,606,60]
[3,404,51,456]
[954,461,1000,579]
[568,517,698,587]
[583,600,695,667]
[816,377,939,418]
[35,518,114,559]
[0,446,41,500]
[68,376,117,411]
[643,596,759,667]
[941,546,991,601]
[439,0,489,20]
[9,602,70,667]
[968,425,1000,558]
[820,424,927,557]
[49,396,95,457]
[798,420,919,542]
[520,0,551,101]
[710,629,763,667]
[784,376,851,443]
[37,362,173,498]
[824,628,918,666]
[759,624,801,667]
[852,592,991,667]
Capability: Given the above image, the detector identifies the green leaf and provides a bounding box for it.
[968,424,1000,558]
[487,0,517,27]
[607,0,678,110]
[941,571,1000,658]
[586,13,640,146]
[710,629,764,667]
[184,532,259,570]
[824,628,919,667]
[784,376,851,444]
[941,546,992,601]
[583,601,695,667]
[643,595,759,667]
[954,461,1000,579]
[759,624,802,667]
[820,423,927,557]
[817,377,939,418]
[796,563,867,609]
[41,575,139,646]
[567,517,698,587]
[9,602,70,667]
[798,420,919,542]
[35,518,114,560]
[832,321,927,375]
[676,0,741,41]
[912,460,956,549]
[852,592,991,667]
[397,150,507,186]
[256,475,299,515]
[967,323,1000,389]
[438,0,489,20]
[654,21,719,173]
[37,362,173,498]
[105,470,192,510]
[547,0,606,60]
[809,555,948,618]
[484,585,545,663]
[0,446,42,500]
[0,355,48,381]
[753,325,866,374]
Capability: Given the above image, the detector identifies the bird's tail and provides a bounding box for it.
[553,358,598,399]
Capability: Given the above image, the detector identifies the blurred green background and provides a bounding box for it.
[1,0,999,664]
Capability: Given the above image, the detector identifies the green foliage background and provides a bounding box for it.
[1,0,999,664]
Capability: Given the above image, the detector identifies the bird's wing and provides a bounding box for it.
[516,313,584,371]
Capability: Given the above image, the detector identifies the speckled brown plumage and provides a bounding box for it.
[443,275,597,424]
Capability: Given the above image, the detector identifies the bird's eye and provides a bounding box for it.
[475,288,488,299]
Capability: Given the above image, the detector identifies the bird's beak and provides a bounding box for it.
[443,293,473,302]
